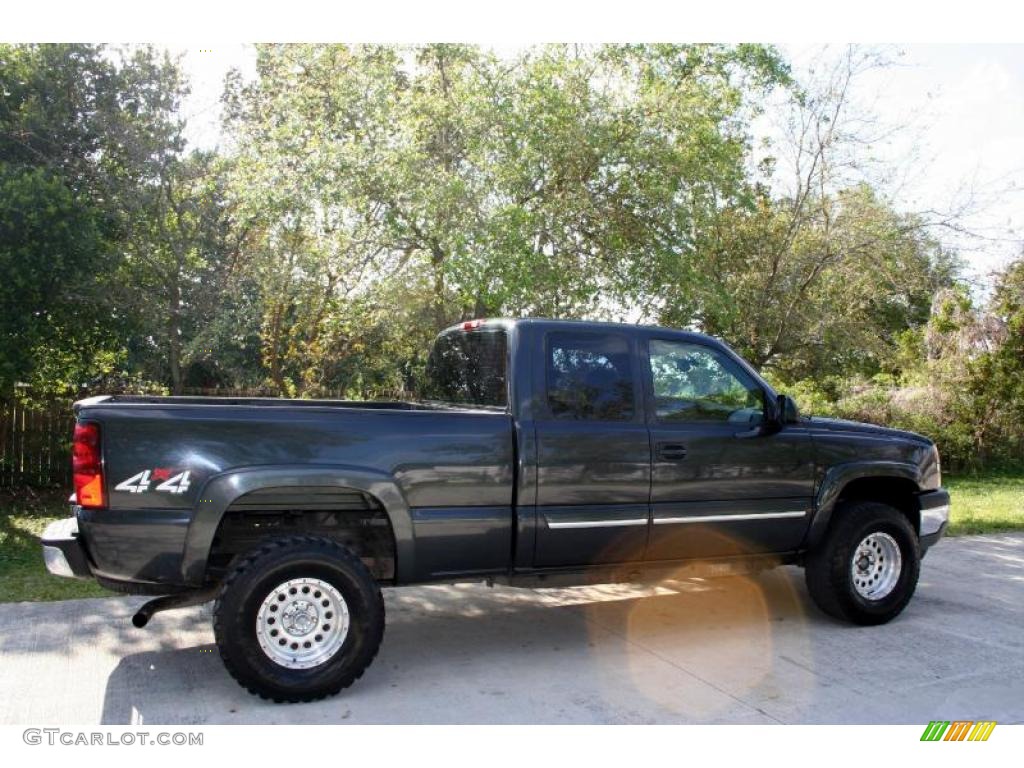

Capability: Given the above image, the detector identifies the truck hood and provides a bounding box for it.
[806,416,933,446]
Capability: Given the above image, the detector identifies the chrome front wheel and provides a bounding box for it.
[804,501,920,626]
[850,532,902,600]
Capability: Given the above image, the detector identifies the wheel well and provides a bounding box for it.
[835,476,921,533]
[206,486,397,584]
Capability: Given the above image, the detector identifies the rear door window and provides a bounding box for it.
[546,332,635,421]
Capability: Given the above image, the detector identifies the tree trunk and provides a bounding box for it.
[267,302,287,394]
[167,275,183,395]
[431,245,446,330]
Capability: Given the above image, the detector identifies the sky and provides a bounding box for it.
[173,43,1024,289]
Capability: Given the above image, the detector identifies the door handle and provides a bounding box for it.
[656,442,688,461]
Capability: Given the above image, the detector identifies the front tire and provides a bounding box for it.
[805,501,920,625]
[213,535,385,702]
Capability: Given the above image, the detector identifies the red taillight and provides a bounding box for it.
[73,421,106,509]
[462,319,484,330]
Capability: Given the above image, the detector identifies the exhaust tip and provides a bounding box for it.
[131,588,218,630]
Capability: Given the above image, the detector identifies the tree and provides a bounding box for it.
[224,43,790,394]
[0,44,201,397]
[655,46,959,382]
[463,44,791,319]
[222,45,406,394]
[116,151,241,394]
[964,257,1024,463]
[0,163,110,395]
[663,184,958,380]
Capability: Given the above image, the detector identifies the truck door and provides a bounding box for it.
[532,329,651,567]
[642,336,815,561]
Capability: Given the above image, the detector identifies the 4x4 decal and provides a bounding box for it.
[114,468,191,495]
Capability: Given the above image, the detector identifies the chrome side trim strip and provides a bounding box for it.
[653,510,807,525]
[546,518,649,529]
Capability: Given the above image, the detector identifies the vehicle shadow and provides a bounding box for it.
[99,568,828,725]
[0,593,209,657]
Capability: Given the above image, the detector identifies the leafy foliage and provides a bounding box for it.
[0,163,111,395]
[668,184,958,379]
[0,43,1021,471]
[221,44,790,395]
[782,257,1024,470]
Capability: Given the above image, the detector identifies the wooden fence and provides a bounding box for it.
[0,401,75,488]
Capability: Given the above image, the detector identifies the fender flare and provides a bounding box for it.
[180,464,415,586]
[806,460,923,549]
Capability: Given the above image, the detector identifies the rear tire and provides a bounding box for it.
[805,501,920,625]
[213,535,385,702]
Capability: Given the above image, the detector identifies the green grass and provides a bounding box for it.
[0,489,112,603]
[945,472,1024,535]
[1,472,1022,603]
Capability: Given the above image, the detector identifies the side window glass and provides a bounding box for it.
[649,340,764,424]
[546,332,635,421]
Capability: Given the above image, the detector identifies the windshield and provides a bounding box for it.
[421,328,508,408]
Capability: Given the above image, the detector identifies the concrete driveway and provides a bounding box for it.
[1,532,1022,725]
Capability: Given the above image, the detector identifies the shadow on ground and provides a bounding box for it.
[2,533,1022,725]
[101,569,817,724]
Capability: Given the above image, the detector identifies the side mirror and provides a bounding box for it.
[776,394,800,425]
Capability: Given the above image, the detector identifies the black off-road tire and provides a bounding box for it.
[213,535,385,703]
[805,501,920,626]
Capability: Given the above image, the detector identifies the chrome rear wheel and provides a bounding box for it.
[256,577,350,669]
[214,535,384,702]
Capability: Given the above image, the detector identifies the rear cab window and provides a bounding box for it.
[422,327,509,408]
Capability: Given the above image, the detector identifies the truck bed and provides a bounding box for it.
[72,395,517,586]
[74,394,502,413]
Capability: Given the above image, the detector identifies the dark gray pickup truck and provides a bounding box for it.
[42,318,949,702]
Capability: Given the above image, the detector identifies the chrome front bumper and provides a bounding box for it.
[918,488,950,554]
[41,517,93,579]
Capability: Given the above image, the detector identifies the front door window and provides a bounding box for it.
[649,340,765,426]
